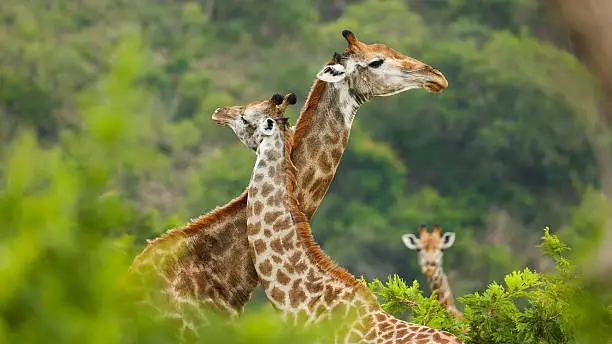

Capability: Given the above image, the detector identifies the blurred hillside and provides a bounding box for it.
[1,0,610,335]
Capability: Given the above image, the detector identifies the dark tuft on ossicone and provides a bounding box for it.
[286,93,297,105]
[271,93,284,105]
[342,29,353,38]
[333,52,342,63]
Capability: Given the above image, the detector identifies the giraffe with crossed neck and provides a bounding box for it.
[130,29,449,332]
[245,103,463,343]
[128,93,296,340]
[402,224,462,319]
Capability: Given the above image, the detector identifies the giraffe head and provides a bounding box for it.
[401,224,455,277]
[246,93,296,151]
[316,30,448,99]
[211,93,297,150]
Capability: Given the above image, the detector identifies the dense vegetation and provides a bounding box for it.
[371,229,612,343]
[1,0,611,342]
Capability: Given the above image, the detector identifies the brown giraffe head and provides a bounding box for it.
[401,224,456,277]
[211,93,297,150]
[315,30,448,98]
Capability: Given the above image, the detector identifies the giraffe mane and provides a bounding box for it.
[282,121,366,291]
[292,59,333,145]
[130,191,247,269]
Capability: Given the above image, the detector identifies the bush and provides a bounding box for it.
[368,228,612,344]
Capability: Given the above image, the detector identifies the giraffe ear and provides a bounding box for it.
[440,232,456,249]
[261,118,275,136]
[401,234,419,250]
[316,63,347,83]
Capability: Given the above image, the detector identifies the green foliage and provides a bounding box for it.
[370,229,612,344]
[368,276,466,335]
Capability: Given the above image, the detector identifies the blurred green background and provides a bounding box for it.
[1,0,610,342]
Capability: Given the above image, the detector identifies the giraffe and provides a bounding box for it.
[401,224,462,319]
[127,93,295,339]
[130,28,448,324]
[244,112,462,343]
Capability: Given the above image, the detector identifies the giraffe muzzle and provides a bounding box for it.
[420,66,449,93]
[423,267,435,277]
[212,108,234,126]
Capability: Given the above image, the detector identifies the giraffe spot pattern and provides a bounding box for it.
[277,270,290,285]
[248,222,261,235]
[253,239,266,254]
[281,231,294,250]
[273,216,291,231]
[261,183,274,197]
[382,331,394,340]
[270,287,285,304]
[258,260,272,277]
[283,262,295,274]
[289,281,307,307]
[265,149,280,162]
[270,238,284,255]
[264,210,283,224]
[301,167,315,189]
[266,194,277,206]
[306,281,324,293]
[323,285,337,304]
[330,147,343,163]
[249,186,258,198]
[253,201,264,216]
[318,152,332,172]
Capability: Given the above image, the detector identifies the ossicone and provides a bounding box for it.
[271,93,284,105]
[286,93,297,105]
[341,29,359,45]
[419,224,428,235]
[276,92,298,114]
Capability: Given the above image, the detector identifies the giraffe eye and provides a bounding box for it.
[368,59,384,68]
[241,116,249,125]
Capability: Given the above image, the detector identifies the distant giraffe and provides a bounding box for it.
[245,113,463,343]
[130,28,449,325]
[402,224,462,318]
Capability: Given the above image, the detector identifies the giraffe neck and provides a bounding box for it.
[428,268,460,315]
[291,77,363,219]
[246,123,376,327]
[245,127,463,344]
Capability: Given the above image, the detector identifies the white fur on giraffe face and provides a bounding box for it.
[317,52,443,100]
[260,117,275,136]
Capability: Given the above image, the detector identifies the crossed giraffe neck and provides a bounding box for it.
[246,119,463,343]
[130,28,449,337]
[402,225,462,318]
